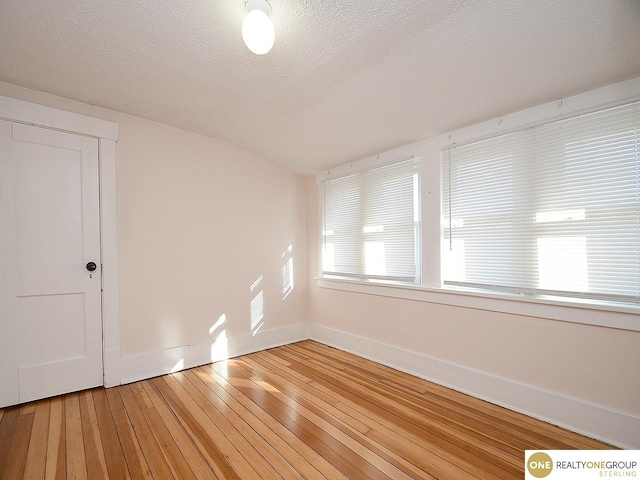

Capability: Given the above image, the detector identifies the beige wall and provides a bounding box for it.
[0,81,308,357]
[305,177,640,417]
[3,79,638,443]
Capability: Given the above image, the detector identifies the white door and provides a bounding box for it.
[0,120,103,407]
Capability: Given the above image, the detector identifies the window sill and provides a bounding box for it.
[315,277,640,332]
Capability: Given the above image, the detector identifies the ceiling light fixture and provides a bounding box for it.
[242,0,275,55]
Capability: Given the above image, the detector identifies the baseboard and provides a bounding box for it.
[120,323,309,385]
[118,321,639,448]
[308,324,640,449]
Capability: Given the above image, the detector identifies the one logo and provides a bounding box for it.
[527,452,553,478]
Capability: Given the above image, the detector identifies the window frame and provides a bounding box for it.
[319,156,422,285]
[315,76,640,331]
[441,102,640,304]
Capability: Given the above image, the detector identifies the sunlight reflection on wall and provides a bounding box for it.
[210,313,228,362]
[250,275,264,336]
[281,244,294,299]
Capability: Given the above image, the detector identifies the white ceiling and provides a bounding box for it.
[1,0,639,175]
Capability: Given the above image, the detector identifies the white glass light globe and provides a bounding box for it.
[242,9,275,55]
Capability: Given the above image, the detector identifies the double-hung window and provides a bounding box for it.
[442,101,640,304]
[322,158,420,284]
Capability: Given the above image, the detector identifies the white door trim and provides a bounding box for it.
[0,95,118,140]
[0,94,121,387]
[99,138,121,387]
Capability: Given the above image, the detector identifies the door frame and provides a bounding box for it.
[0,94,122,387]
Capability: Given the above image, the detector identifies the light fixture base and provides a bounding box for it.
[245,0,271,16]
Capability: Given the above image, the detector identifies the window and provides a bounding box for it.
[442,101,640,304]
[322,158,420,284]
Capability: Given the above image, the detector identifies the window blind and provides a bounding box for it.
[442,101,640,304]
[322,158,420,283]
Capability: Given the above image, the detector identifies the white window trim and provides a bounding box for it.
[316,76,640,332]
[317,277,640,332]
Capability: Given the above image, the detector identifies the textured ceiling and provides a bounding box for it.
[1,0,640,174]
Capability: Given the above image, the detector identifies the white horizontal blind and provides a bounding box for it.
[323,158,419,283]
[443,101,640,304]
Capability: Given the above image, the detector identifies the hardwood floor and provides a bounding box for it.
[0,340,611,479]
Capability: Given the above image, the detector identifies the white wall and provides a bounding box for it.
[0,81,309,381]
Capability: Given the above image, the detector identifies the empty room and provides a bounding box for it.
[0,0,639,478]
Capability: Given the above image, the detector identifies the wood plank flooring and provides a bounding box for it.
[0,340,612,479]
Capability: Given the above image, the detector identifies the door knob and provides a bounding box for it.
[86,262,97,272]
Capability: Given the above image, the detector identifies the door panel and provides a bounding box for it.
[0,120,103,407]
[19,357,91,404]
[14,137,84,265]
[19,294,87,366]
